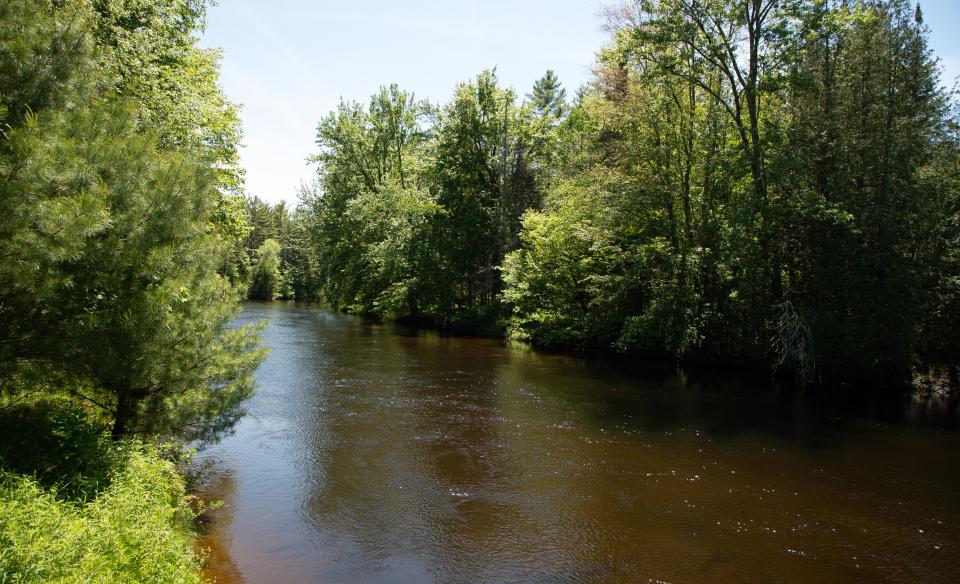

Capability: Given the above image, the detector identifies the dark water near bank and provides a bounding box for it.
[196,303,959,583]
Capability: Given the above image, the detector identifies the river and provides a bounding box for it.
[195,303,959,583]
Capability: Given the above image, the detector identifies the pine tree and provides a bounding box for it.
[0,0,264,441]
[528,70,568,118]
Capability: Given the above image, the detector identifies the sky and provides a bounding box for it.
[199,0,960,206]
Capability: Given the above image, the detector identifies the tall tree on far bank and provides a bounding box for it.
[529,69,568,118]
[608,0,798,305]
[249,239,285,301]
[308,85,438,315]
[433,70,544,313]
[781,0,957,381]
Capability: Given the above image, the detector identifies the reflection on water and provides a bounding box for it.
[195,303,960,583]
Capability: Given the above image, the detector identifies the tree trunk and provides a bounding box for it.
[111,391,138,440]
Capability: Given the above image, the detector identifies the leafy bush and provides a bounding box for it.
[0,402,120,502]
[0,445,204,583]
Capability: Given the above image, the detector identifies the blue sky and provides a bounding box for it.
[199,0,960,205]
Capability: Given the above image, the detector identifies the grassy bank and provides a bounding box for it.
[0,404,205,583]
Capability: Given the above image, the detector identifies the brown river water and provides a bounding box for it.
[195,303,959,583]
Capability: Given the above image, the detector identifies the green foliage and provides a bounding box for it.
[0,402,120,502]
[505,0,959,383]
[528,69,568,118]
[215,192,254,284]
[0,0,94,129]
[777,0,957,381]
[83,0,248,280]
[339,187,441,316]
[0,3,254,579]
[233,196,322,302]
[280,204,324,302]
[503,176,626,349]
[249,239,285,301]
[432,70,543,310]
[308,84,441,315]
[302,71,558,327]
[245,0,959,385]
[300,3,958,384]
[0,97,264,441]
[0,0,264,439]
[0,444,203,583]
[89,0,244,194]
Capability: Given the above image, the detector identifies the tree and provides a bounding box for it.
[249,239,285,301]
[528,69,568,118]
[780,0,957,381]
[0,0,101,375]
[280,203,323,302]
[305,73,549,326]
[87,0,244,194]
[85,0,249,277]
[0,0,264,441]
[505,50,737,358]
[609,0,800,303]
[502,172,629,349]
[308,84,436,314]
[432,70,543,313]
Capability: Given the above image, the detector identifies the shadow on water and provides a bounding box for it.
[195,468,244,584]
[196,303,960,584]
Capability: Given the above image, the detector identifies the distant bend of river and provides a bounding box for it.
[195,303,959,584]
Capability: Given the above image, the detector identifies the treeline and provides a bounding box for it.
[1,0,262,580]
[294,0,959,386]
[230,196,322,302]
[293,72,567,335]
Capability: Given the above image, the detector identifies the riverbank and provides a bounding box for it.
[268,300,956,393]
[0,402,206,583]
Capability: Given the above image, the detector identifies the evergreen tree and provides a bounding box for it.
[0,0,264,440]
[782,0,957,381]
[528,69,568,118]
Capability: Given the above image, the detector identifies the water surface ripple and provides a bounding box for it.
[196,303,960,583]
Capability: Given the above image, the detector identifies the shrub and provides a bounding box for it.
[0,402,120,502]
[0,445,204,583]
